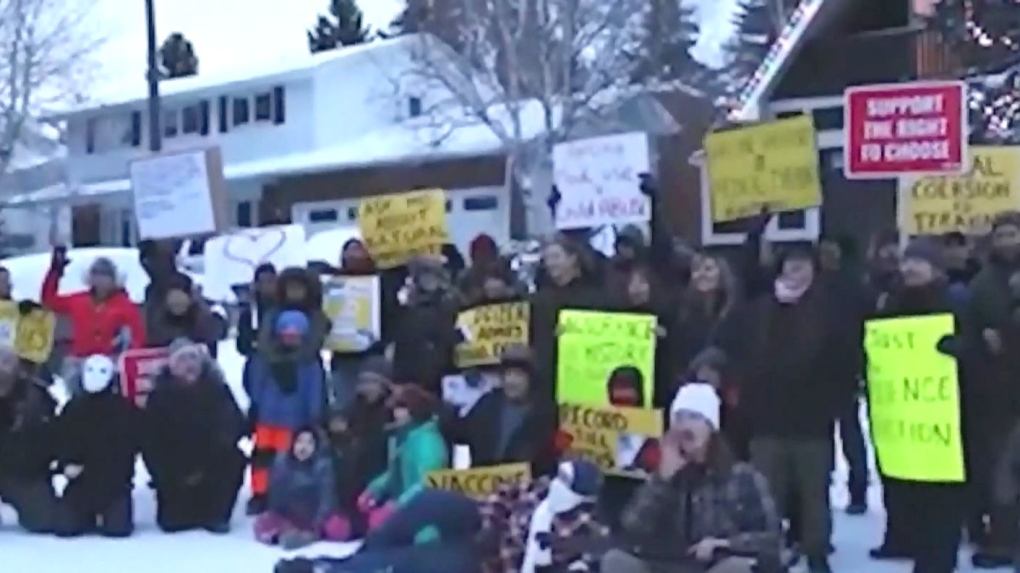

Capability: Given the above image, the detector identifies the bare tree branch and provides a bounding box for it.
[0,0,103,181]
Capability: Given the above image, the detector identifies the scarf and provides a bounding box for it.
[773,275,811,304]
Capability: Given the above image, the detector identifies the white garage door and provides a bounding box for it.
[291,186,510,261]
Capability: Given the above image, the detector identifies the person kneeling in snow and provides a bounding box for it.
[255,426,351,549]
[273,460,608,573]
[144,339,247,533]
[0,348,59,533]
[54,355,141,537]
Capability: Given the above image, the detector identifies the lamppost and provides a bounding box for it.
[144,0,161,152]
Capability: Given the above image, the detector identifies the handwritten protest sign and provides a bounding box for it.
[454,301,529,368]
[322,275,381,352]
[865,314,964,482]
[556,310,655,406]
[425,463,530,499]
[119,347,170,408]
[552,133,651,229]
[130,147,228,239]
[898,146,1020,235]
[0,302,56,364]
[705,115,822,223]
[203,225,306,299]
[558,403,662,477]
[359,190,449,268]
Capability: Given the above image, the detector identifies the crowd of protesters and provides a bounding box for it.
[0,179,1019,573]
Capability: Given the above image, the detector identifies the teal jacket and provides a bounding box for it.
[366,418,448,506]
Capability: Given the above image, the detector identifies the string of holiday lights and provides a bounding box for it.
[727,0,824,120]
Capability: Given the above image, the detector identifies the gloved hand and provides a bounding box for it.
[50,246,70,274]
[936,335,957,357]
[17,300,41,315]
[356,491,377,513]
[638,173,657,196]
[63,464,84,479]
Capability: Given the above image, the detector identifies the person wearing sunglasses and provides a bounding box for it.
[603,382,783,573]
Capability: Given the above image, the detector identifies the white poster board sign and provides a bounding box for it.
[552,132,651,229]
[203,224,307,300]
[130,148,227,239]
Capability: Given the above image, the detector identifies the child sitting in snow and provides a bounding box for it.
[254,427,349,549]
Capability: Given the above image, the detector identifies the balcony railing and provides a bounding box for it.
[773,25,961,98]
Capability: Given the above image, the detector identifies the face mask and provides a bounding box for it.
[81,355,115,394]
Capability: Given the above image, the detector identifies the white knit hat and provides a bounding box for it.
[669,382,721,430]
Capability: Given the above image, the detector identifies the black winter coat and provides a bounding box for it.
[0,377,57,479]
[447,391,559,477]
[143,364,245,488]
[391,292,459,393]
[55,390,140,510]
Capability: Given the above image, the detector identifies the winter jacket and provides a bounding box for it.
[446,391,558,477]
[54,391,141,510]
[620,463,782,564]
[994,419,1020,506]
[967,256,1020,423]
[143,363,246,488]
[391,291,459,393]
[145,300,221,356]
[478,476,609,573]
[529,274,606,398]
[724,280,861,439]
[366,418,448,507]
[243,355,324,429]
[41,268,145,358]
[237,299,271,357]
[267,452,336,529]
[330,400,391,514]
[0,376,57,479]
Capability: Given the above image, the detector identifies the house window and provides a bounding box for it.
[254,92,272,121]
[163,110,179,138]
[232,97,250,126]
[346,207,358,221]
[182,104,202,134]
[236,201,253,227]
[120,210,134,246]
[463,196,498,211]
[408,96,422,118]
[445,200,452,212]
[308,209,339,223]
[88,114,138,153]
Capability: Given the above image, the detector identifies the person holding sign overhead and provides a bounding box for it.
[865,238,970,573]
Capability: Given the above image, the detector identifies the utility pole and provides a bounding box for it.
[145,0,162,152]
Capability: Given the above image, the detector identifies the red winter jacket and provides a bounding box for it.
[41,267,146,358]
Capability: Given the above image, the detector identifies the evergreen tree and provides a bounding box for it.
[722,0,777,92]
[159,32,199,79]
[381,0,465,54]
[308,0,370,54]
[631,0,704,84]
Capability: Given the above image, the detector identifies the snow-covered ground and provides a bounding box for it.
[0,341,1004,571]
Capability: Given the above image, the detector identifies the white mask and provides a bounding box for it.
[546,464,588,515]
[81,355,115,394]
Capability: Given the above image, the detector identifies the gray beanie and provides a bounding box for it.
[358,355,393,384]
[89,257,117,277]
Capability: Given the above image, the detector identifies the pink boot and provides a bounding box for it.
[321,514,352,541]
[253,512,291,545]
[367,503,397,531]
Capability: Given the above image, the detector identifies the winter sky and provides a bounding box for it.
[91,0,737,94]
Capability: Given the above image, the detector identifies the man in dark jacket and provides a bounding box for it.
[0,347,59,533]
[146,272,222,357]
[236,263,277,357]
[729,246,860,573]
[965,212,1020,567]
[392,256,459,394]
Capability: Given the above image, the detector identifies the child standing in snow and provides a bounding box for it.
[254,427,349,549]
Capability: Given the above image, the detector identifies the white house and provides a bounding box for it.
[18,34,530,255]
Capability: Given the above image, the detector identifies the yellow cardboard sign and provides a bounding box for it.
[898,146,1020,235]
[705,115,822,223]
[322,275,381,352]
[558,403,663,478]
[865,314,965,482]
[555,310,655,406]
[358,189,450,268]
[0,302,55,364]
[424,463,530,499]
[454,302,529,368]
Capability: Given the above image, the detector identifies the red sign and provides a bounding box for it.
[844,81,967,178]
[119,347,169,407]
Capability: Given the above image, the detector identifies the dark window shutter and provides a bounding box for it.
[218,96,228,133]
[199,100,210,135]
[130,112,142,147]
[85,119,95,154]
[273,86,285,124]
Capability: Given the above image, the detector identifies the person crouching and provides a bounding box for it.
[245,310,326,515]
[144,339,247,533]
[254,426,350,549]
[54,355,140,537]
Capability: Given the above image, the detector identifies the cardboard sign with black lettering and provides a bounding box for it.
[425,463,531,499]
[558,403,663,478]
[454,301,529,368]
